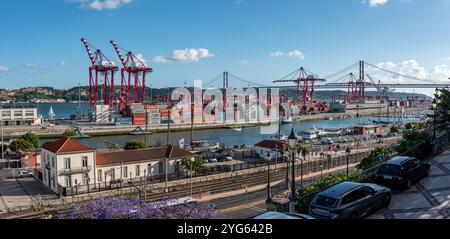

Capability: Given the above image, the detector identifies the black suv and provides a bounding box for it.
[374,156,430,189]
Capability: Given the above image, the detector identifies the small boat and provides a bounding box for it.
[231,127,243,132]
[48,106,56,121]
[190,139,220,152]
[328,117,333,121]
[281,116,293,124]
[129,127,151,136]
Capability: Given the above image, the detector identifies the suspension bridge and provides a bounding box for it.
[202,60,450,105]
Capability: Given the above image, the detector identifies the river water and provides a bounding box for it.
[68,116,418,149]
[25,103,419,149]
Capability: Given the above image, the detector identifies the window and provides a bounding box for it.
[342,189,366,205]
[123,166,128,178]
[111,169,115,180]
[135,165,140,177]
[65,176,71,187]
[51,157,55,168]
[98,169,103,181]
[14,111,22,117]
[82,157,88,168]
[64,158,71,170]
[82,174,88,185]
[158,162,163,174]
[314,195,338,208]
[378,164,401,176]
[147,164,153,176]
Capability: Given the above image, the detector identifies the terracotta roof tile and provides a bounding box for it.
[254,140,290,151]
[96,145,193,166]
[43,138,95,154]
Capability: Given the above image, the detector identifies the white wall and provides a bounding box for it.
[96,158,181,183]
[41,149,96,193]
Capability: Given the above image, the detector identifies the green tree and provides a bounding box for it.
[357,146,391,170]
[435,88,450,131]
[9,139,34,152]
[390,125,400,134]
[180,156,206,173]
[63,130,77,138]
[20,132,39,148]
[396,130,432,160]
[124,141,147,151]
[296,145,311,160]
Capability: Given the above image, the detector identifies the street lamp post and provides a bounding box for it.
[288,128,299,213]
[346,147,351,176]
[432,98,437,154]
[266,152,272,210]
[190,156,195,198]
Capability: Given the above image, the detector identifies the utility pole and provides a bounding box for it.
[1,105,4,168]
[165,157,169,193]
[144,169,147,201]
[120,161,123,196]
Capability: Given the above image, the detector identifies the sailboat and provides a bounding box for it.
[281,116,293,124]
[48,106,56,121]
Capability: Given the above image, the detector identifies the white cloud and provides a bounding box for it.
[61,60,67,66]
[362,0,388,7]
[240,60,249,64]
[287,50,305,59]
[66,0,132,10]
[430,65,450,82]
[23,63,38,69]
[0,65,9,73]
[375,60,450,83]
[270,50,305,60]
[153,55,171,64]
[270,51,284,57]
[234,0,244,5]
[170,48,214,63]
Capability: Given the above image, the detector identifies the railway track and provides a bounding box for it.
[5,152,369,219]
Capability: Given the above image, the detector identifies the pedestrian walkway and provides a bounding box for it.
[368,150,450,219]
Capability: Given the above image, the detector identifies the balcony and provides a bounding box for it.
[45,162,51,170]
[59,166,92,176]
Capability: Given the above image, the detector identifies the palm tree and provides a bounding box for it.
[296,145,311,161]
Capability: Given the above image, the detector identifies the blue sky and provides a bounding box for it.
[1,0,450,92]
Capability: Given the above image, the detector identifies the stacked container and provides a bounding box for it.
[94,105,111,123]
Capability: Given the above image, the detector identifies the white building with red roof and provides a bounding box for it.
[42,138,97,193]
[40,138,193,195]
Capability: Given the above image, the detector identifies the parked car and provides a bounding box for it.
[320,138,334,145]
[310,182,391,219]
[374,156,430,189]
[254,211,315,219]
[17,170,34,178]
[225,157,233,162]
[203,159,210,164]
[208,158,218,163]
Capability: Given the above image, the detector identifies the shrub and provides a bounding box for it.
[357,146,391,170]
[297,170,363,213]
[124,141,147,151]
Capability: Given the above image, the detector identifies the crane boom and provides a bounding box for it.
[110,40,127,67]
[81,38,96,65]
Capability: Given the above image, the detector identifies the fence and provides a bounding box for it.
[270,130,450,214]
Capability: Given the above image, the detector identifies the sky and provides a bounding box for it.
[1,0,450,96]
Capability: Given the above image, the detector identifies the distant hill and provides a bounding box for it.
[0,86,430,103]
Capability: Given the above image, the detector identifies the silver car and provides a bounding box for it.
[310,182,391,219]
[254,211,315,219]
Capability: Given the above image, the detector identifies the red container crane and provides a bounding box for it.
[80,38,119,111]
[273,67,326,106]
[110,40,153,112]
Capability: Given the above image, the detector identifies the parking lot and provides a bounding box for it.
[367,149,450,219]
[0,177,57,215]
